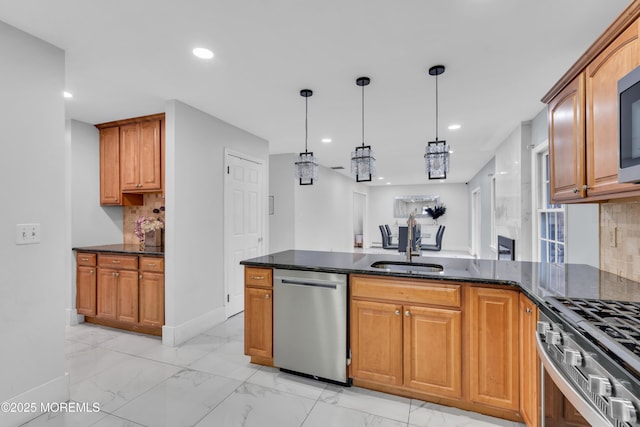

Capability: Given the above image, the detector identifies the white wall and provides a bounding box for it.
[68,120,124,324]
[0,20,68,425]
[369,183,469,252]
[269,154,296,253]
[294,166,369,252]
[164,100,268,345]
[466,158,496,259]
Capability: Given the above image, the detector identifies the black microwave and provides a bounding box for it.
[618,65,640,183]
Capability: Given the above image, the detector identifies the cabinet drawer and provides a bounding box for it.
[245,267,273,287]
[77,252,97,266]
[351,275,461,308]
[98,254,138,270]
[140,256,164,273]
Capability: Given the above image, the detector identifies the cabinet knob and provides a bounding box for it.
[139,274,143,279]
[395,309,400,316]
[265,293,270,299]
[90,270,94,274]
[525,307,532,314]
[405,310,411,317]
[572,188,579,194]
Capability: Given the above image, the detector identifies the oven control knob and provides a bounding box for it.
[563,348,582,366]
[536,321,550,336]
[610,398,637,423]
[545,330,562,346]
[588,375,612,397]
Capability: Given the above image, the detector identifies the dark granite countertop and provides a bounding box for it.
[240,250,640,310]
[73,244,164,256]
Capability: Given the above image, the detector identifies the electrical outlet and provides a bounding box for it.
[15,223,41,245]
[608,227,617,248]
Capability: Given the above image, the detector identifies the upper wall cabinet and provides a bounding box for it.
[543,2,640,203]
[585,22,640,198]
[96,113,165,206]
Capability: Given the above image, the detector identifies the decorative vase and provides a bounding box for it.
[139,239,145,251]
[144,230,161,248]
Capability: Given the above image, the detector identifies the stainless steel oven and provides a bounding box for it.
[536,298,640,427]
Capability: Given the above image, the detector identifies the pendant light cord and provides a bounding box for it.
[361,83,365,147]
[435,73,439,141]
[305,96,309,153]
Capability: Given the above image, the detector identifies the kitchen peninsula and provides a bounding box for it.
[241,250,640,427]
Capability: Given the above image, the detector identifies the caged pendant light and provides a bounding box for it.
[351,77,376,182]
[294,89,318,185]
[424,65,450,180]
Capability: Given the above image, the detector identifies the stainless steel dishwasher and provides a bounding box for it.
[273,268,349,385]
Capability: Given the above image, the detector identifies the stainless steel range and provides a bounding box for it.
[537,297,640,427]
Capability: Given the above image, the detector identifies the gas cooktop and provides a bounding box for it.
[548,297,640,381]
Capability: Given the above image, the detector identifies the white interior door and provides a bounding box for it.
[224,151,264,318]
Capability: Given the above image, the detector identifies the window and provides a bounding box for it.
[536,151,565,263]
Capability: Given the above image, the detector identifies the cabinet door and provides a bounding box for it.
[97,269,118,320]
[139,272,164,327]
[519,294,540,427]
[350,299,403,386]
[138,120,161,190]
[468,287,519,411]
[244,286,273,359]
[117,270,139,324]
[120,123,140,191]
[548,73,586,202]
[403,305,462,398]
[99,127,121,205]
[76,266,97,316]
[586,22,640,197]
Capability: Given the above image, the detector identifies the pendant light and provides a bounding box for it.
[424,65,450,180]
[294,89,318,185]
[351,76,376,182]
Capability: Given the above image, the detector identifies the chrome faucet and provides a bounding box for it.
[406,211,419,261]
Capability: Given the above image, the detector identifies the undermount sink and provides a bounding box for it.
[370,261,444,274]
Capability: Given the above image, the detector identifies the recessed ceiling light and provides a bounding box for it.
[378,176,384,180]
[321,138,332,143]
[193,47,214,59]
[439,179,445,183]
[449,150,454,154]
[63,91,73,99]
[448,124,461,130]
[386,182,391,185]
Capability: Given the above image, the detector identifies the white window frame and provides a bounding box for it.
[531,141,566,263]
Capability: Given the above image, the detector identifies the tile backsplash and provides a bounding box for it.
[600,199,640,282]
[123,193,165,244]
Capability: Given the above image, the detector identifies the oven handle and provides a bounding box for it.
[536,333,612,427]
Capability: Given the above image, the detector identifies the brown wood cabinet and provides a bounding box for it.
[519,294,540,427]
[96,113,164,206]
[350,275,462,400]
[585,21,640,198]
[468,287,519,412]
[78,252,164,335]
[544,4,640,203]
[120,120,162,191]
[544,371,589,427]
[548,73,586,202]
[139,256,165,327]
[76,253,97,316]
[99,127,121,205]
[244,267,273,365]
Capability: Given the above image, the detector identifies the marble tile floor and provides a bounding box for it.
[23,314,524,427]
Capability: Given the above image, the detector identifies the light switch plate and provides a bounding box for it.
[15,223,41,245]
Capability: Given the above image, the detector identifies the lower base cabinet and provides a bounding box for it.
[244,267,274,365]
[76,252,164,335]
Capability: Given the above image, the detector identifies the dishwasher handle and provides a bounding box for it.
[280,278,338,290]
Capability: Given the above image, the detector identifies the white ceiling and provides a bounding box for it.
[0,0,631,184]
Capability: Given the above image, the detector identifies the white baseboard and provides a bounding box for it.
[162,307,226,347]
[1,373,69,427]
[65,308,83,326]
